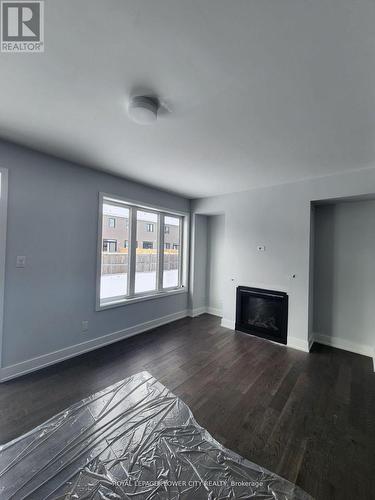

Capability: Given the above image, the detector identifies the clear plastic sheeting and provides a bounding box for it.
[0,371,312,499]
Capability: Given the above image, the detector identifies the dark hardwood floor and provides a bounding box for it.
[0,314,374,499]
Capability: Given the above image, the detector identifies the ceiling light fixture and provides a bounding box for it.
[128,96,159,125]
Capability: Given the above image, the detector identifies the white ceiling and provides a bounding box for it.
[1,0,375,198]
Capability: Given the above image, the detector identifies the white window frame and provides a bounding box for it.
[0,168,8,369]
[96,193,189,310]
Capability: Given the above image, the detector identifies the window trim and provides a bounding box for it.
[96,192,189,311]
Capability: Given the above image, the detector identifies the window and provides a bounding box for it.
[100,204,129,302]
[108,217,116,228]
[98,195,187,308]
[103,240,117,253]
[164,217,181,288]
[136,211,158,293]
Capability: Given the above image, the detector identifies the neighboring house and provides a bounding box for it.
[102,214,180,252]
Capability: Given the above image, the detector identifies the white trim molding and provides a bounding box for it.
[188,307,222,318]
[0,310,188,382]
[188,306,207,318]
[221,317,235,330]
[206,306,222,317]
[187,306,223,318]
[0,168,8,371]
[314,333,374,360]
[220,316,311,353]
[287,336,311,353]
[99,288,187,311]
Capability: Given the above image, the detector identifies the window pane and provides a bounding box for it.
[135,210,158,294]
[103,240,117,252]
[101,204,129,301]
[163,216,180,288]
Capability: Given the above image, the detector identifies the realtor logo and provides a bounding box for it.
[1,1,44,52]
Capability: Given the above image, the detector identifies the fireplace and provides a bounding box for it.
[235,286,288,344]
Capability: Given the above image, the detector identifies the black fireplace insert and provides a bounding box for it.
[235,286,288,345]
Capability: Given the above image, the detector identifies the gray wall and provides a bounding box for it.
[0,140,189,368]
[206,215,225,315]
[189,214,208,313]
[313,200,375,350]
[192,167,375,351]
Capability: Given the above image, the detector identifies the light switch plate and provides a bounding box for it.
[16,256,26,268]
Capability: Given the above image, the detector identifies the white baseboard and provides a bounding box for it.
[221,317,235,329]
[9,312,372,383]
[188,307,207,318]
[206,307,222,317]
[314,333,374,359]
[220,319,310,353]
[308,337,314,351]
[287,336,311,353]
[188,306,222,318]
[0,310,188,382]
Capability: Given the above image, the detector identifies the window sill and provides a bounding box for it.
[97,287,187,311]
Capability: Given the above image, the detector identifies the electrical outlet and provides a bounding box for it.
[81,320,89,332]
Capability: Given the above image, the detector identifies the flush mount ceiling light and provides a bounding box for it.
[128,96,159,125]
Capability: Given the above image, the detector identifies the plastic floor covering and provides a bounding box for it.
[0,371,312,499]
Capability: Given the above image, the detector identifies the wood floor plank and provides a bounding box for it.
[0,314,373,500]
